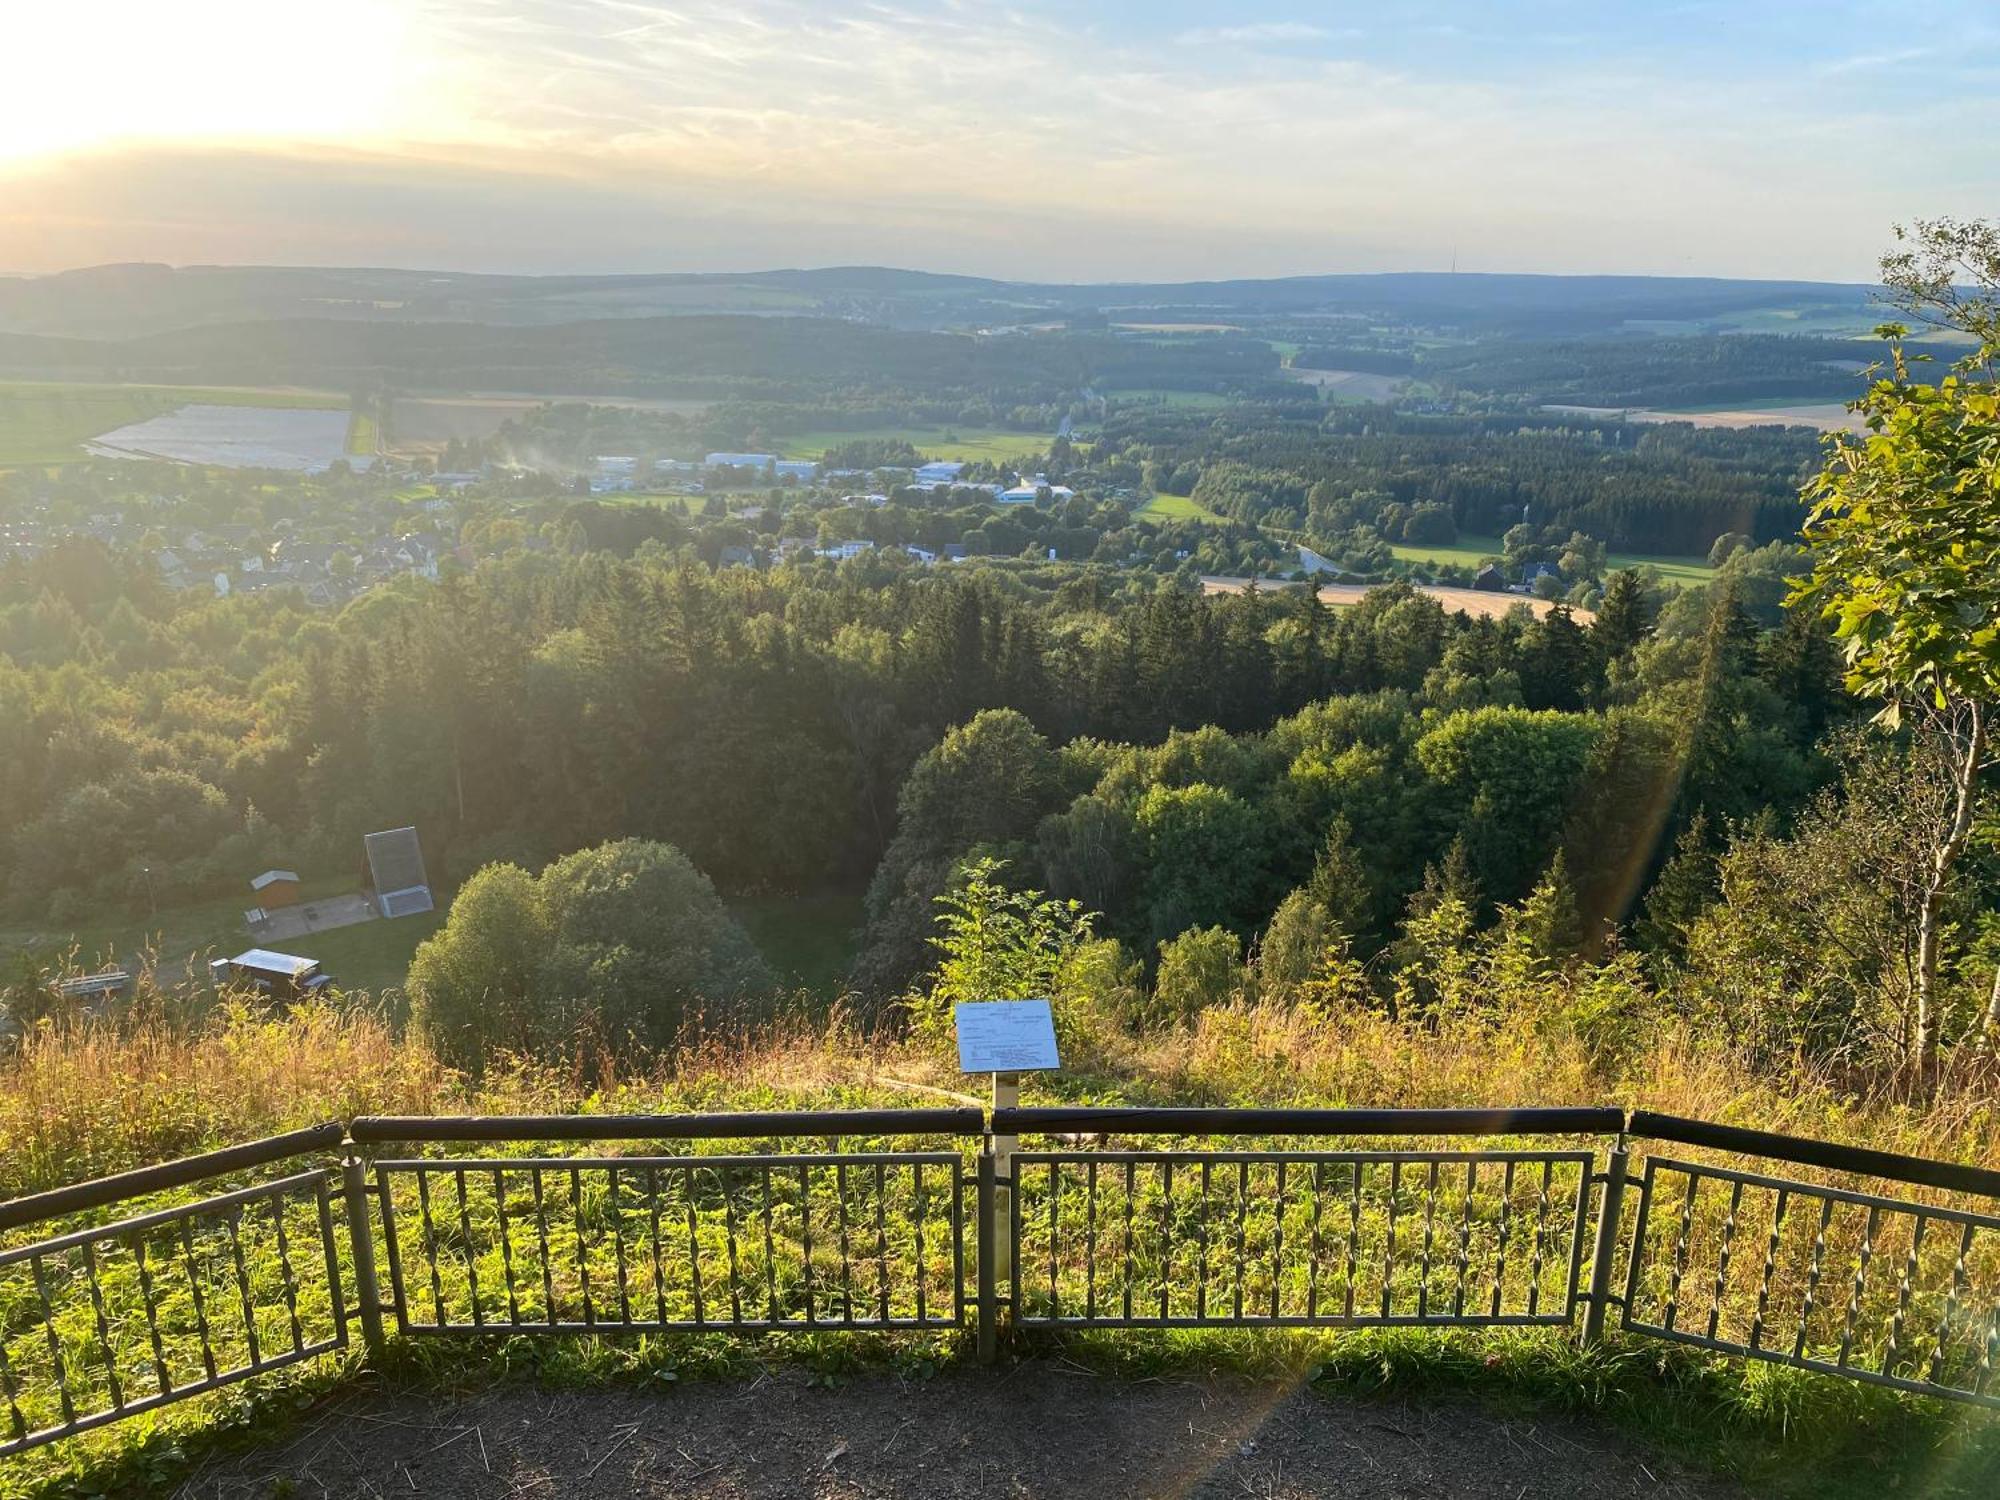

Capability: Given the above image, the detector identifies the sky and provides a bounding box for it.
[1,0,1996,283]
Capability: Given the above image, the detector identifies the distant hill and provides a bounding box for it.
[0,262,1883,340]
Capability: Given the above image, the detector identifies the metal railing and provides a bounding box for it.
[3,1103,1998,1461]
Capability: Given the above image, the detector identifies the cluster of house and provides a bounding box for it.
[152,523,452,605]
[585,454,1077,509]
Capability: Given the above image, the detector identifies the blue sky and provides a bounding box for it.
[2,1,1995,280]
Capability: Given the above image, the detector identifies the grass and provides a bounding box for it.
[775,427,1052,463]
[1137,492,1226,523]
[0,381,348,466]
[1102,388,1236,410]
[345,410,379,456]
[0,879,438,993]
[1389,534,1716,588]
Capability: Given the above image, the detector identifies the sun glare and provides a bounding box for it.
[0,1,410,162]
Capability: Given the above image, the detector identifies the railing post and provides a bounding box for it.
[1581,1136,1629,1348]
[341,1151,386,1359]
[976,1141,999,1363]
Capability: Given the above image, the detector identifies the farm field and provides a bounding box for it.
[776,426,1052,463]
[1104,388,1235,409]
[1286,367,1404,402]
[1137,491,1225,523]
[88,403,357,471]
[1202,574,1591,620]
[0,380,346,465]
[1390,534,1715,588]
[1543,400,1867,435]
[345,410,379,455]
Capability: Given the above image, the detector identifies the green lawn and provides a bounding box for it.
[1390,534,1714,588]
[776,427,1053,463]
[1137,491,1226,523]
[1102,389,1235,410]
[0,380,348,465]
[345,410,380,456]
[0,877,439,995]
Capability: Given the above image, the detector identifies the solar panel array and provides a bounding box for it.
[364,826,432,919]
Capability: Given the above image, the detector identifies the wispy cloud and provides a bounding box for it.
[1176,22,1352,47]
[1816,45,1933,76]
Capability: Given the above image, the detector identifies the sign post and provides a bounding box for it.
[956,1000,1060,1287]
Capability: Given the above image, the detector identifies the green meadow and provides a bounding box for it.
[777,426,1053,463]
[1390,534,1715,587]
[1137,491,1226,523]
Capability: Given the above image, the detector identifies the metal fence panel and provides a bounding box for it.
[374,1153,966,1334]
[1622,1157,2000,1407]
[1008,1150,1595,1329]
[0,1170,347,1458]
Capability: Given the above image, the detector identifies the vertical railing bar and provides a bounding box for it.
[454,1167,484,1331]
[1929,1220,1977,1385]
[1382,1160,1400,1319]
[1084,1159,1098,1321]
[1881,1214,1928,1378]
[1705,1179,1746,1342]
[1748,1187,1789,1352]
[799,1162,816,1325]
[268,1193,306,1353]
[723,1165,744,1327]
[914,1162,929,1325]
[835,1161,853,1326]
[1566,1154,1597,1327]
[570,1165,594,1330]
[1835,1205,1882,1370]
[1046,1160,1061,1320]
[1661,1171,1700,1332]
[30,1253,76,1426]
[874,1160,891,1324]
[1527,1159,1552,1319]
[684,1166,706,1326]
[223,1208,263,1369]
[1306,1161,1324,1322]
[951,1154,966,1328]
[78,1240,125,1410]
[1346,1160,1361,1320]
[645,1166,666,1326]
[1791,1195,1837,1361]
[1271,1160,1286,1321]
[1973,1303,2000,1397]
[131,1231,174,1398]
[609,1166,632,1326]
[493,1167,521,1326]
[312,1174,348,1349]
[1227,1159,1247,1322]
[1491,1159,1516,1318]
[415,1170,446,1328]
[1196,1159,1212,1321]
[1417,1160,1439,1319]
[1452,1159,1475,1319]
[375,1163,410,1337]
[177,1214,220,1381]
[1159,1159,1174,1322]
[1122,1158,1135,1322]
[530,1166,557,1326]
[763,1166,781,1324]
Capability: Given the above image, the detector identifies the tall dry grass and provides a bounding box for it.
[4,993,1998,1202]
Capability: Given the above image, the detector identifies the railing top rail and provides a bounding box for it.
[0,1122,345,1234]
[1627,1110,2000,1202]
[347,1108,986,1144]
[991,1105,1626,1138]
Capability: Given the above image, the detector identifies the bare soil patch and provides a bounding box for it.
[179,1362,1733,1499]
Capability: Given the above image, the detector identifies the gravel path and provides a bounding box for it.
[175,1362,1738,1499]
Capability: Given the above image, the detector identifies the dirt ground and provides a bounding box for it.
[176,1362,1736,1499]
